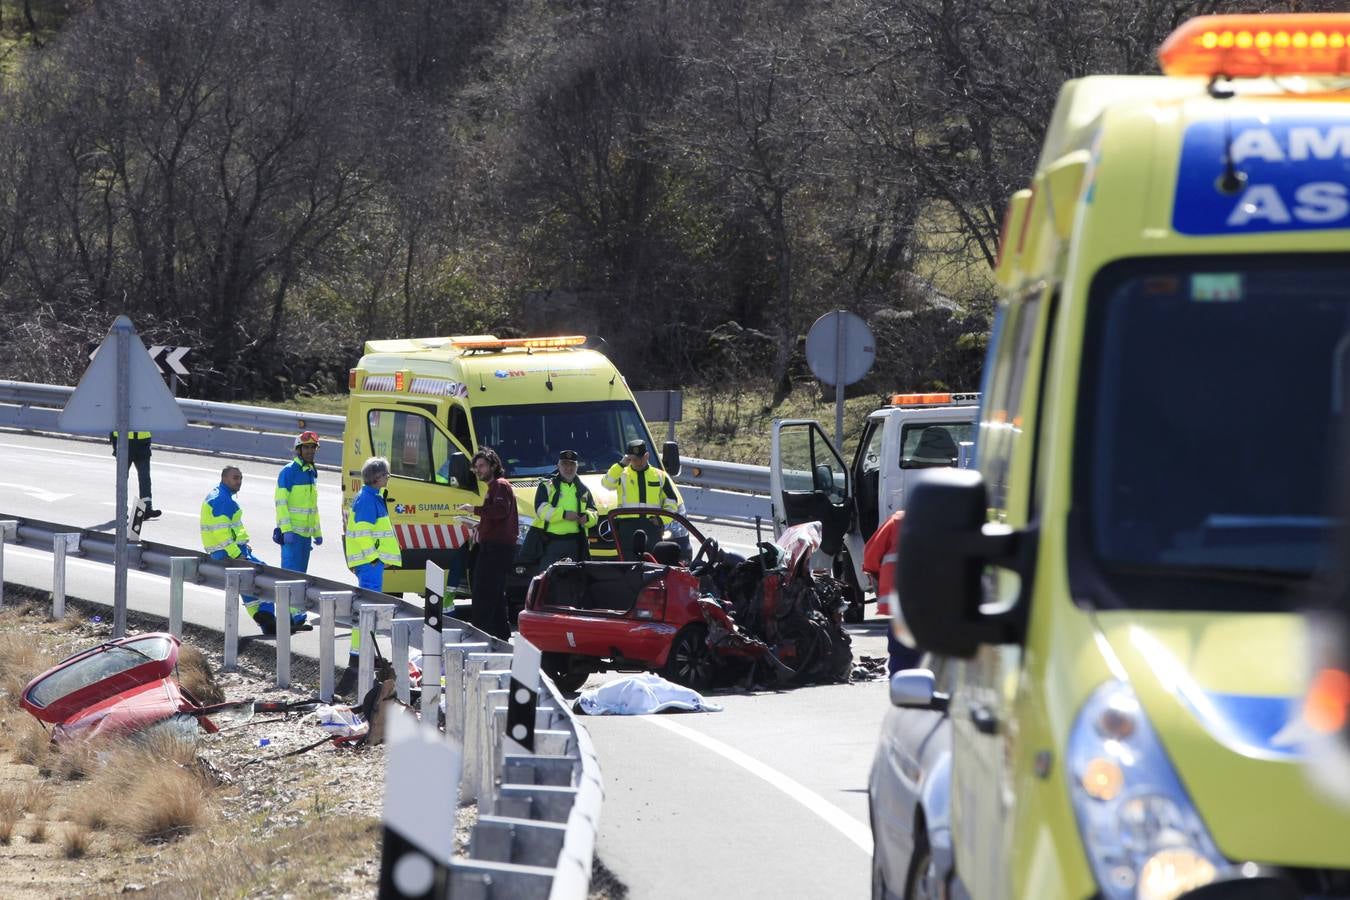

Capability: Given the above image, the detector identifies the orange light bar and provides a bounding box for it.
[451,335,587,351]
[348,369,357,390]
[1159,14,1350,78]
[892,393,952,406]
[1305,667,1350,735]
[394,371,406,391]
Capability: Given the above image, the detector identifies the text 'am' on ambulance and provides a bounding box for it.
[893,13,1350,900]
[342,335,682,602]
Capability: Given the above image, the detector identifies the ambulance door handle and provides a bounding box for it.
[969,704,999,735]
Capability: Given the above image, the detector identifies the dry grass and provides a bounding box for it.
[13,714,54,771]
[80,743,211,842]
[0,631,58,711]
[70,794,110,830]
[22,779,50,816]
[176,644,225,705]
[28,818,47,843]
[54,737,104,781]
[61,823,91,858]
[0,790,17,845]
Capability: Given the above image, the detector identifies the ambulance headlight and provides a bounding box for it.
[1068,682,1229,900]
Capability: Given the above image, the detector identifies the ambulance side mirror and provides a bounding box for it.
[662,441,681,477]
[450,452,475,492]
[898,469,1031,658]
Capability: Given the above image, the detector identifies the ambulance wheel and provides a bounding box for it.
[663,624,715,691]
[542,653,588,694]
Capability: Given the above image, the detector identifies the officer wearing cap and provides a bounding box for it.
[532,449,599,569]
[273,431,324,573]
[602,438,679,558]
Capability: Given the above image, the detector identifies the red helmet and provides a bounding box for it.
[295,431,320,448]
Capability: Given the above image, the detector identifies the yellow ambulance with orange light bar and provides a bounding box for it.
[768,391,979,621]
[891,12,1350,900]
[341,334,683,598]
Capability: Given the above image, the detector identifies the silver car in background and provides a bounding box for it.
[868,656,954,900]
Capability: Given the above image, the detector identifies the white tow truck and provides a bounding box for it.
[768,392,979,620]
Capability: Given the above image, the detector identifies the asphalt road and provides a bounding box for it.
[0,429,890,898]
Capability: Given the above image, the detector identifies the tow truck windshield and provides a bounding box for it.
[472,400,656,477]
[1077,256,1349,609]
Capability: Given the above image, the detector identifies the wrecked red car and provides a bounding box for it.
[518,509,854,692]
[21,633,217,743]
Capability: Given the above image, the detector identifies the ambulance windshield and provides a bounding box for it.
[1078,256,1349,607]
[472,400,656,477]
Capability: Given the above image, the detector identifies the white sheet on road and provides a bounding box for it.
[576,673,723,715]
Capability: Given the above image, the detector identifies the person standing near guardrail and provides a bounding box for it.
[343,456,402,692]
[457,447,516,641]
[109,431,161,519]
[532,449,598,568]
[603,439,679,559]
[202,466,309,635]
[273,431,324,572]
[862,510,920,676]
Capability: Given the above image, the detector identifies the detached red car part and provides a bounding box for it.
[20,633,217,743]
[518,510,852,692]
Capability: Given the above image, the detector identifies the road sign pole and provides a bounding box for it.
[113,321,130,639]
[834,311,846,449]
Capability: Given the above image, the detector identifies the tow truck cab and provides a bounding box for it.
[768,392,979,615]
[343,334,681,596]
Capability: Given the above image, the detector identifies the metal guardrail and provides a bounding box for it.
[0,513,602,900]
[0,379,773,518]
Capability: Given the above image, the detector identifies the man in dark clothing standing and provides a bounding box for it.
[110,431,161,519]
[457,447,517,641]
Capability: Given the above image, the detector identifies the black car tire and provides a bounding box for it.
[542,652,589,694]
[662,623,715,690]
[904,835,939,900]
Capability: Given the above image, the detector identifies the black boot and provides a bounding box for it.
[253,611,277,636]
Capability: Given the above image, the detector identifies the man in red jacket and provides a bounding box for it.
[863,510,922,675]
[458,447,517,641]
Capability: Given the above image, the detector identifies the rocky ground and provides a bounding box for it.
[0,589,475,898]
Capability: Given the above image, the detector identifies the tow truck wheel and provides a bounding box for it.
[542,652,588,694]
[663,624,715,690]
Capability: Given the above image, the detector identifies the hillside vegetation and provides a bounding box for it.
[0,0,1332,405]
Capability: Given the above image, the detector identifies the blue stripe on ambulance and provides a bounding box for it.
[1173,117,1350,236]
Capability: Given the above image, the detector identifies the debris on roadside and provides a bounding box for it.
[851,655,889,682]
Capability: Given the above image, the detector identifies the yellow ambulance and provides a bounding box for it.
[342,335,682,596]
[895,13,1350,899]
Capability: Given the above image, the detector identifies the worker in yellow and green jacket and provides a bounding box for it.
[339,456,402,694]
[274,431,324,572]
[201,466,308,635]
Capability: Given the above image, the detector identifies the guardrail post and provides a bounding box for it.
[319,591,349,703]
[358,603,395,700]
[223,568,253,671]
[422,562,447,726]
[274,580,306,689]
[392,618,414,705]
[167,557,199,638]
[51,533,80,619]
[0,520,17,607]
[444,642,489,744]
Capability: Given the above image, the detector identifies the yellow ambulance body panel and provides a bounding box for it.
[896,14,1350,899]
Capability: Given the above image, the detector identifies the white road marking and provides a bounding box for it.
[0,441,342,493]
[0,482,73,502]
[642,714,874,854]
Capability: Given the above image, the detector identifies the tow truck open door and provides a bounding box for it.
[769,420,852,556]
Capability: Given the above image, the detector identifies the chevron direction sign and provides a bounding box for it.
[89,344,191,377]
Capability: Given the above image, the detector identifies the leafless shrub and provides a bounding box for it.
[176,644,225,705]
[61,823,91,858]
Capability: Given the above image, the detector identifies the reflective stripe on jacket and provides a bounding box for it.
[345,485,401,569]
[201,482,249,559]
[602,463,679,515]
[863,510,904,617]
[275,457,323,539]
[532,477,598,536]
